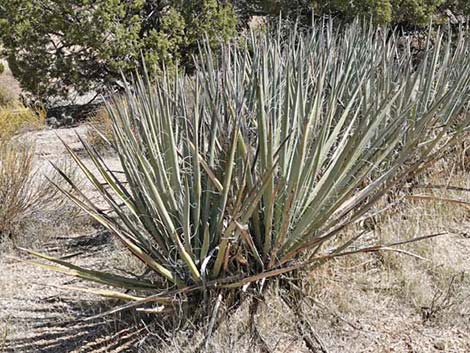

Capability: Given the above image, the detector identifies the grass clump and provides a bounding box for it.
[0,104,45,140]
[0,137,78,243]
[0,85,15,107]
[0,84,48,240]
[0,87,66,242]
[0,142,56,240]
[28,20,470,340]
[86,104,116,152]
[0,87,49,240]
[0,85,45,140]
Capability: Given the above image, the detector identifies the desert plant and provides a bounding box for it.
[27,21,470,328]
[0,141,67,240]
[0,0,237,102]
[86,105,115,152]
[235,0,467,26]
[0,102,44,140]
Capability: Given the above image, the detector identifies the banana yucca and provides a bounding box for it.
[26,22,470,316]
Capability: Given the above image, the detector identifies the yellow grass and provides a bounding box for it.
[86,105,114,151]
[0,85,15,107]
[0,103,45,141]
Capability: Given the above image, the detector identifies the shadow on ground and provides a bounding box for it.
[1,229,152,353]
[3,297,148,353]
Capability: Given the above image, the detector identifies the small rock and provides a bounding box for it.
[434,340,446,351]
[45,116,60,128]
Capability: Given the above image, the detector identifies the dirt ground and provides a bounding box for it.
[0,60,22,99]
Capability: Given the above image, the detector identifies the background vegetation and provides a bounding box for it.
[245,0,470,25]
[0,0,237,101]
[1,1,469,105]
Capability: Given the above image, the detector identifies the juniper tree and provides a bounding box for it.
[0,0,237,102]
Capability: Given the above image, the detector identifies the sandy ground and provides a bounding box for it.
[0,126,140,353]
[0,60,22,99]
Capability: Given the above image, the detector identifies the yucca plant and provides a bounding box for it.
[25,21,470,321]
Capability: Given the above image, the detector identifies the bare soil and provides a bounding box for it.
[0,60,22,99]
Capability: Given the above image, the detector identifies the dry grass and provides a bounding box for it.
[0,77,44,140]
[0,80,76,242]
[0,85,16,107]
[453,131,470,172]
[0,140,80,242]
[0,104,45,140]
[0,142,38,238]
[0,142,51,240]
[86,105,114,152]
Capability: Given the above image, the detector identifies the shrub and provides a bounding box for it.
[445,0,470,15]
[0,0,237,102]
[237,0,466,26]
[0,95,55,241]
[0,141,65,240]
[28,22,470,327]
[314,0,394,24]
[322,0,444,26]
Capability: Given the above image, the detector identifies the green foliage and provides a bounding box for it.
[0,0,237,101]
[392,0,445,26]
[240,0,466,26]
[445,0,470,15]
[325,0,443,26]
[314,0,394,24]
[28,22,470,317]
